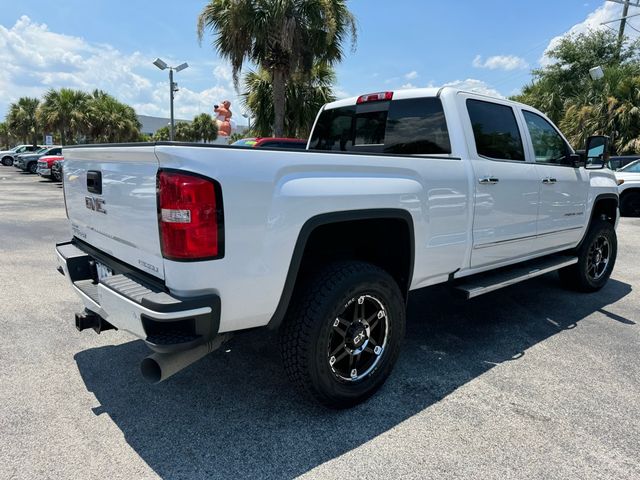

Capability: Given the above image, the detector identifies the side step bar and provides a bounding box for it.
[455,255,578,299]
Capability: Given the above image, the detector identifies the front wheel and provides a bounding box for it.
[559,218,617,292]
[280,261,405,408]
[1,156,12,166]
[28,162,37,174]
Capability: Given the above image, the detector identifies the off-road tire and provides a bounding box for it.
[280,261,405,409]
[620,191,640,217]
[558,218,617,292]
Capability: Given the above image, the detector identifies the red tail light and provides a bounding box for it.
[157,170,224,260]
[356,91,394,104]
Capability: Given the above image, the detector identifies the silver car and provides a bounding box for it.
[0,145,43,166]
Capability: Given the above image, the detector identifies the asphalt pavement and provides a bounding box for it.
[0,167,639,480]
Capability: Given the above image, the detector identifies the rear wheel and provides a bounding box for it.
[559,218,617,292]
[1,156,12,166]
[28,162,37,174]
[620,191,640,217]
[280,261,405,408]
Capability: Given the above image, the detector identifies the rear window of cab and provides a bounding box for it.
[309,97,451,155]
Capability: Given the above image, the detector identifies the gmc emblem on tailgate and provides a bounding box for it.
[85,196,107,214]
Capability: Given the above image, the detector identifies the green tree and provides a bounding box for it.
[192,113,218,142]
[243,62,335,137]
[512,30,640,154]
[85,90,142,143]
[0,122,13,149]
[197,0,356,137]
[152,125,171,141]
[174,121,197,142]
[6,97,40,145]
[38,88,90,145]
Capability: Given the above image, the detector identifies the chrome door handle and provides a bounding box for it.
[542,177,557,184]
[478,177,499,185]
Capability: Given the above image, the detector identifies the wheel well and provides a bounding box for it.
[620,187,640,200]
[591,196,618,226]
[298,217,413,294]
[267,211,414,330]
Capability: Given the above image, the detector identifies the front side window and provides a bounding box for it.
[467,99,525,161]
[309,97,451,155]
[523,111,569,165]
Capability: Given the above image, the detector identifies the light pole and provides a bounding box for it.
[153,58,188,141]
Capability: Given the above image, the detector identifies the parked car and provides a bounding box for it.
[615,159,640,216]
[231,137,308,149]
[37,155,64,180]
[56,87,618,407]
[14,146,62,173]
[51,158,64,182]
[1,144,42,166]
[608,155,640,171]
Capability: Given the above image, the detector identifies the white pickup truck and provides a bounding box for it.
[56,87,619,408]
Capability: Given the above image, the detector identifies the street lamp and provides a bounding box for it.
[153,58,189,141]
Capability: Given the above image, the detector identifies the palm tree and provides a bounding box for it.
[0,122,12,149]
[38,88,90,145]
[85,90,141,143]
[153,125,171,141]
[197,0,356,137]
[6,97,40,145]
[174,121,197,142]
[243,62,336,137]
[192,113,218,142]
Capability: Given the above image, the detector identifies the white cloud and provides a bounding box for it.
[472,54,529,71]
[442,79,504,98]
[0,16,240,120]
[399,83,417,89]
[405,70,419,80]
[540,1,636,66]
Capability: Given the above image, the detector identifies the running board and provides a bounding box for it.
[455,255,578,299]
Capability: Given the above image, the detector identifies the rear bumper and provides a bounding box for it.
[56,240,221,353]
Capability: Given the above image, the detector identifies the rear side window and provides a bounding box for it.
[467,99,525,161]
[309,97,451,155]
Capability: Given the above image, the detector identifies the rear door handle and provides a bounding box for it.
[542,177,557,184]
[478,177,499,185]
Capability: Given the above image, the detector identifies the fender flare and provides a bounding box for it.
[267,208,415,330]
[577,193,618,248]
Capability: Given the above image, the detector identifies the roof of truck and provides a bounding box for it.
[323,86,520,111]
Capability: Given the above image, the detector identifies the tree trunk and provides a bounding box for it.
[272,68,286,137]
[60,128,66,147]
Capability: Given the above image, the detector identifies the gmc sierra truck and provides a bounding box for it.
[56,87,619,408]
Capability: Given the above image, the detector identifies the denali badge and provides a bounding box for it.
[85,196,107,214]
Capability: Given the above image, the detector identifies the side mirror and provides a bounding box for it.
[584,135,609,169]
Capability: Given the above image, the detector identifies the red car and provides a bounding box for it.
[36,155,64,180]
[231,137,307,149]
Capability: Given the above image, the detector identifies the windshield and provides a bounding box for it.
[35,147,48,154]
[619,159,640,173]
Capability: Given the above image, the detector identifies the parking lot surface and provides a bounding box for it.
[1,167,639,480]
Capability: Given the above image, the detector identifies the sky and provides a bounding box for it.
[0,1,637,126]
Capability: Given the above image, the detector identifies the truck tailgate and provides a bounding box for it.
[63,145,164,280]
